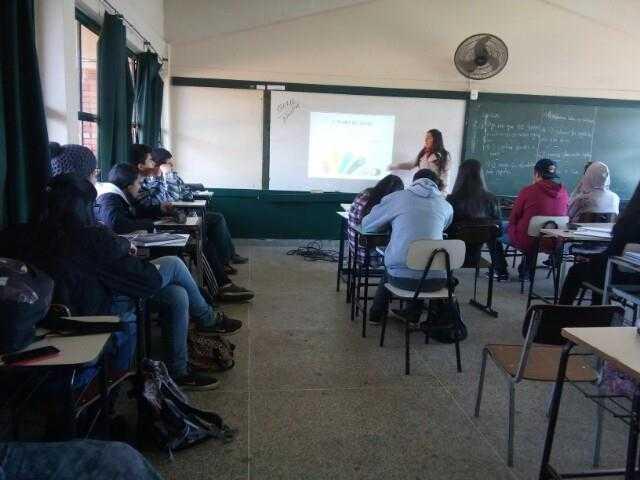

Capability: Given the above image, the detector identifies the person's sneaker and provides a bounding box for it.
[197,312,243,336]
[218,284,254,302]
[484,271,510,282]
[175,371,220,391]
[224,264,238,275]
[231,254,249,264]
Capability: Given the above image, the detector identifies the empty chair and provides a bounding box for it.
[474,304,623,467]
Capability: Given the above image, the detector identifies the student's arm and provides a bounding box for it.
[98,195,155,234]
[389,161,415,171]
[136,177,166,209]
[163,172,194,202]
[361,196,395,233]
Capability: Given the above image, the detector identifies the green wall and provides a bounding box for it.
[208,189,356,239]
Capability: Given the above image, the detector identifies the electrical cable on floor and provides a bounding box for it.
[286,241,340,262]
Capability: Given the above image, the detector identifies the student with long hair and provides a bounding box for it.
[447,159,508,279]
[389,129,451,190]
[559,179,640,304]
[348,175,404,265]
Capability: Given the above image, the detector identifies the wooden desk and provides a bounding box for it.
[540,327,640,479]
[170,199,207,209]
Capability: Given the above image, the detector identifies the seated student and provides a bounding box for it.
[32,175,240,390]
[559,179,640,305]
[494,158,569,279]
[1,440,162,480]
[144,146,248,269]
[49,141,100,184]
[348,174,404,265]
[568,161,620,222]
[446,159,508,280]
[96,163,253,302]
[363,169,453,324]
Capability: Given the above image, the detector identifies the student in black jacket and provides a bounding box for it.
[559,179,640,304]
[97,163,254,302]
[446,159,508,279]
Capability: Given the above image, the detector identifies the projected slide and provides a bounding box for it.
[308,112,395,180]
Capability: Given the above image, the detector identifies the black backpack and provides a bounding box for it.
[141,359,235,455]
[0,258,54,354]
[422,299,468,344]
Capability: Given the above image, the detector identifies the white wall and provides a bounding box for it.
[167,0,640,100]
[36,0,168,145]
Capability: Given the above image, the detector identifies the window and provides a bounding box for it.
[77,20,99,154]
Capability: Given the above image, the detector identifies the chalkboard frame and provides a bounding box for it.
[462,92,640,200]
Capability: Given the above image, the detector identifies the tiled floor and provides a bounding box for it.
[148,243,630,480]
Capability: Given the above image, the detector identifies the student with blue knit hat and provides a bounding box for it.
[49,142,99,184]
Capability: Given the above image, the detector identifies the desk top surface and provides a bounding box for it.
[337,211,349,220]
[563,327,640,382]
[171,199,207,208]
[540,228,612,241]
[154,216,201,228]
[340,203,351,211]
[1,332,112,368]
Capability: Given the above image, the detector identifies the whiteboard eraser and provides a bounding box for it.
[470,90,479,100]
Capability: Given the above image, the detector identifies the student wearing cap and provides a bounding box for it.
[49,142,100,184]
[493,159,569,279]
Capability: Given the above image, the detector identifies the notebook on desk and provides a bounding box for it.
[124,233,189,247]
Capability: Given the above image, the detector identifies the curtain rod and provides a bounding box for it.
[99,0,168,63]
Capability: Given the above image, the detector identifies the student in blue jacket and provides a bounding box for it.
[362,169,454,325]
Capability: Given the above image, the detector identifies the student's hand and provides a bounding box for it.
[160,202,174,214]
[159,163,173,175]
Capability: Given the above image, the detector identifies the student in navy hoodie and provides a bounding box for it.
[363,169,454,324]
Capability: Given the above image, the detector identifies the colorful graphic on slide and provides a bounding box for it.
[308,112,395,180]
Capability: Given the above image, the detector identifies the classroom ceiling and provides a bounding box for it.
[163,0,374,44]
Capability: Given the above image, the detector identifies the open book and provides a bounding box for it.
[124,233,189,247]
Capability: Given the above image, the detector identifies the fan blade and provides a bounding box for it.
[473,35,492,60]
[488,53,502,72]
[459,58,479,74]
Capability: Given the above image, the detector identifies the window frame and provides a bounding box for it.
[75,9,138,149]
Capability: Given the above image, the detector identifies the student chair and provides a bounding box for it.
[526,215,569,308]
[447,222,501,317]
[379,239,466,375]
[474,304,624,467]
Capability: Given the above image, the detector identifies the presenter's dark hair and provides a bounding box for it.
[363,175,404,216]
[108,163,139,190]
[414,128,449,173]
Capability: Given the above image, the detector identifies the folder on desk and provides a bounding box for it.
[125,233,188,247]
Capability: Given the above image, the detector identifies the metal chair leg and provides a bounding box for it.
[576,287,587,306]
[405,318,411,375]
[474,348,489,417]
[507,381,516,467]
[593,386,604,467]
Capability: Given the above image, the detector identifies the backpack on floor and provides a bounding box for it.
[0,258,54,354]
[423,299,468,344]
[141,359,236,456]
[187,326,235,372]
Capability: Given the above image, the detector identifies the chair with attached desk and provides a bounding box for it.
[378,239,465,375]
[474,304,623,467]
[525,215,570,308]
[447,222,500,318]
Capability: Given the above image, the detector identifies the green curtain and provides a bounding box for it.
[134,52,163,147]
[0,0,49,226]
[97,13,132,177]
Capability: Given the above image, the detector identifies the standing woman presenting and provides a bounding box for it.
[390,129,451,191]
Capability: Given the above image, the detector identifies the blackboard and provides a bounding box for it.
[464,99,640,199]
